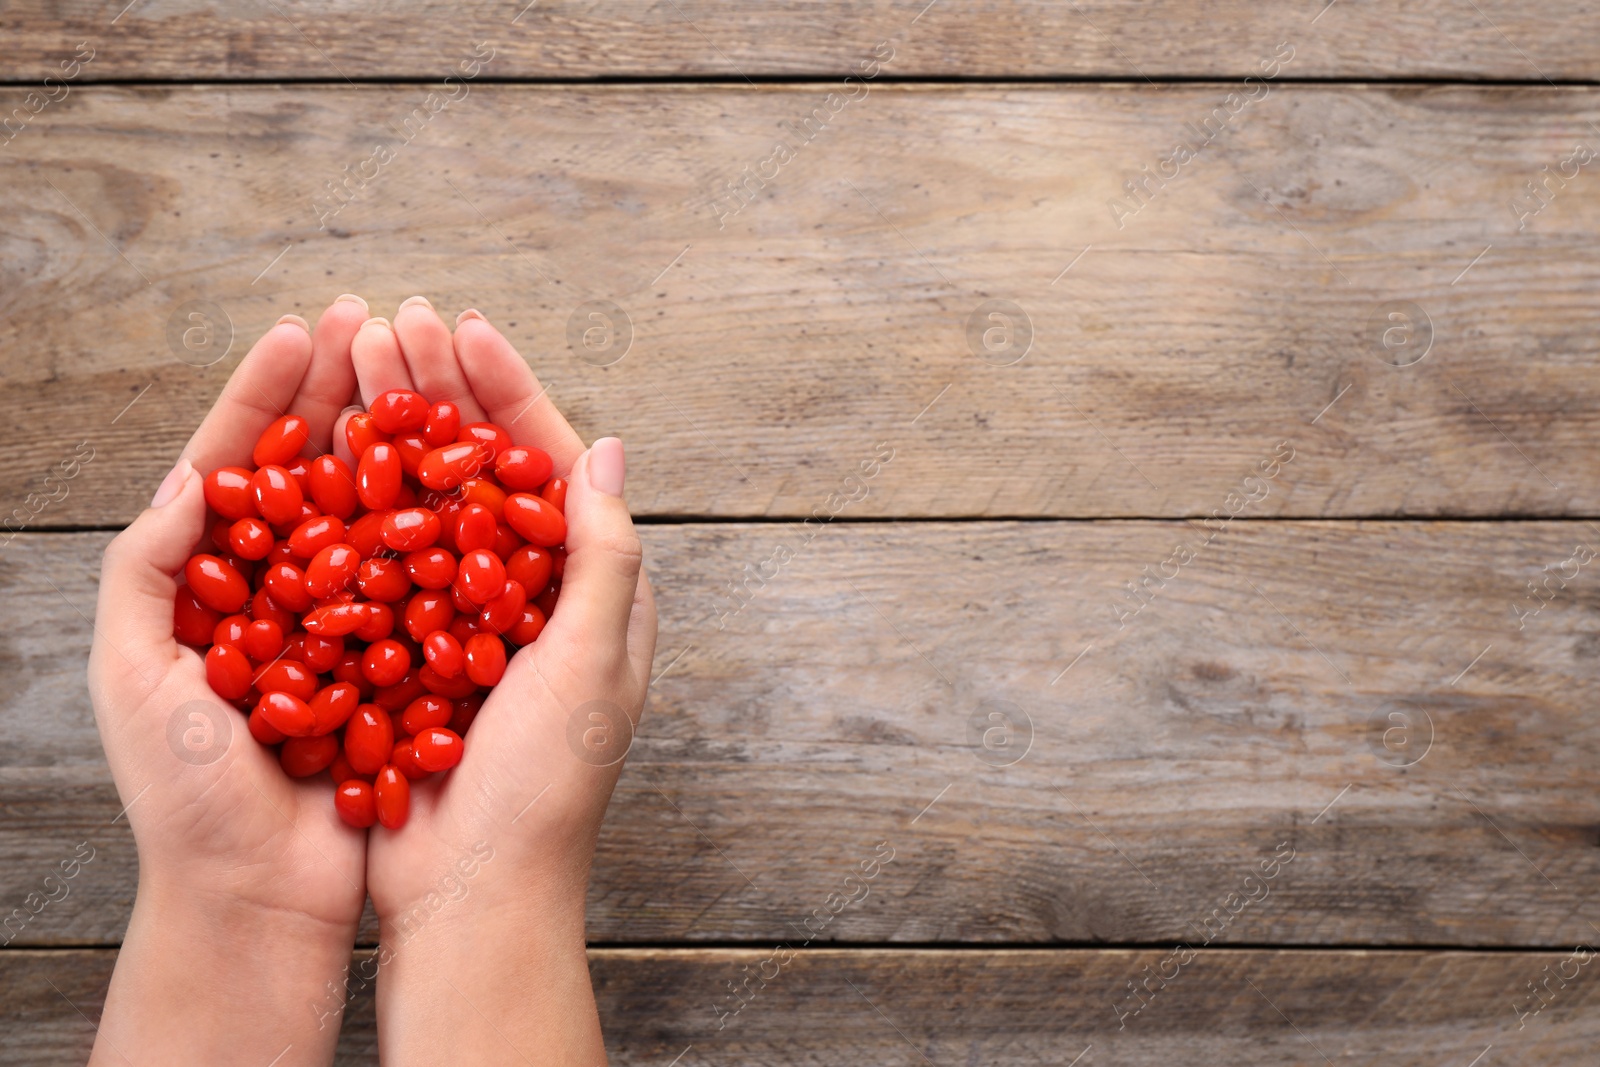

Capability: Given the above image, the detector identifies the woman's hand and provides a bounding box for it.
[89,296,371,1065]
[351,299,657,1066]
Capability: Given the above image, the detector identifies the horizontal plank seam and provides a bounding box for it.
[6,75,1600,89]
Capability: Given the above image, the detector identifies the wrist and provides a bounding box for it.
[92,874,359,1065]
[375,883,602,1066]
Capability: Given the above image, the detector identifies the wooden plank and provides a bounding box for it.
[3,84,1600,523]
[4,523,1599,948]
[4,947,1596,1065]
[4,2,1600,81]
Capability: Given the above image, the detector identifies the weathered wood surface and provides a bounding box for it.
[5,523,1598,947]
[4,85,1600,523]
[3,947,1595,1066]
[4,1,1600,82]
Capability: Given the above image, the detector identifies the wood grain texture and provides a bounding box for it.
[5,523,1598,948]
[3,947,1595,1066]
[2,84,1599,522]
[3,2,1600,81]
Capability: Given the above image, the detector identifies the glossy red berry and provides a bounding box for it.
[412,727,465,772]
[453,503,497,553]
[184,554,250,613]
[254,659,320,702]
[256,691,316,737]
[203,466,258,520]
[288,515,347,558]
[305,543,361,599]
[381,507,441,552]
[242,619,285,662]
[374,765,410,828]
[205,643,254,700]
[464,633,508,686]
[228,518,275,561]
[390,738,434,780]
[344,411,389,459]
[494,446,553,491]
[357,443,402,510]
[404,547,457,589]
[479,580,527,635]
[308,455,360,519]
[403,590,456,643]
[281,734,340,777]
[456,549,506,605]
[302,601,367,636]
[174,586,222,645]
[458,422,513,460]
[503,492,567,547]
[253,414,311,467]
[309,681,362,735]
[300,632,344,672]
[370,389,429,433]
[504,545,553,594]
[423,401,461,447]
[335,779,378,828]
[506,603,548,646]
[417,441,488,491]
[344,704,395,775]
[361,638,412,687]
[251,465,305,526]
[262,561,313,612]
[422,630,464,677]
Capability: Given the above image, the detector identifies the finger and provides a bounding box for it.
[93,460,206,690]
[289,295,367,454]
[179,318,314,473]
[453,313,584,475]
[351,317,413,408]
[543,439,642,662]
[392,296,488,424]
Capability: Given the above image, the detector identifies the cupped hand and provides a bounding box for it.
[91,298,372,924]
[352,300,657,914]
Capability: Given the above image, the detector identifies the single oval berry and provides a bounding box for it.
[503,492,567,547]
[370,389,429,433]
[184,554,250,613]
[494,445,553,491]
[374,765,411,828]
[253,414,311,467]
[412,727,465,772]
[335,780,378,828]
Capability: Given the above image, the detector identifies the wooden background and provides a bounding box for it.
[3,2,1599,1063]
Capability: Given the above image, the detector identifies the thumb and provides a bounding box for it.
[93,459,208,690]
[542,438,643,669]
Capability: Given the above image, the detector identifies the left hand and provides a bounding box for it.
[89,296,371,1064]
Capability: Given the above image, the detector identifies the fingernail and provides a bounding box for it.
[276,314,310,333]
[336,293,368,312]
[399,295,433,312]
[360,316,392,332]
[456,308,486,326]
[588,437,626,497]
[151,458,192,508]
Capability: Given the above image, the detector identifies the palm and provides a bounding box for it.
[115,651,366,924]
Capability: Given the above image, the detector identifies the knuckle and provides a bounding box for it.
[595,529,644,572]
[101,529,138,574]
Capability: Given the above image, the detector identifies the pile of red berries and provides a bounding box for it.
[173,390,566,830]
